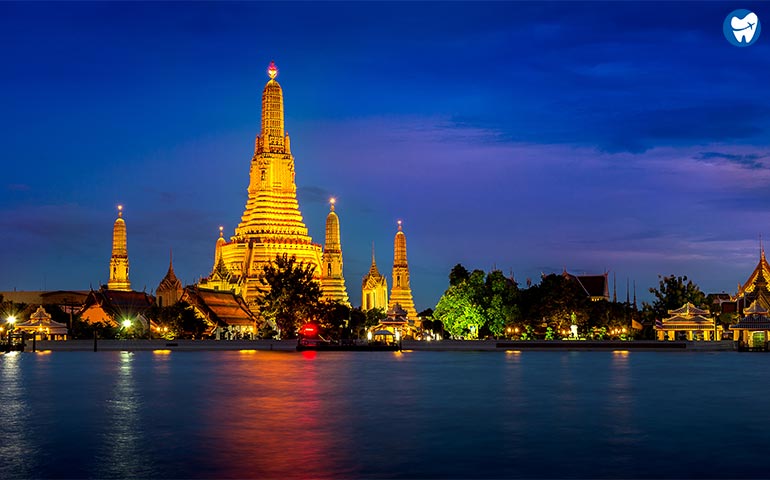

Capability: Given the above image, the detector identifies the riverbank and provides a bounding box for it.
[23,339,737,352]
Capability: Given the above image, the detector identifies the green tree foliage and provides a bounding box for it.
[481,270,519,337]
[435,269,518,338]
[434,279,485,338]
[255,253,323,339]
[644,274,707,322]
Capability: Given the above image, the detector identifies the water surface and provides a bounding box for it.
[0,350,767,479]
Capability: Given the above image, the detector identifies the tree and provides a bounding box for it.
[148,302,208,339]
[645,274,707,323]
[434,271,486,338]
[364,307,386,328]
[316,300,351,339]
[449,264,470,286]
[520,274,589,335]
[255,253,323,338]
[481,270,519,337]
[418,308,434,318]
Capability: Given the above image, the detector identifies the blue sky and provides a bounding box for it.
[1,1,769,310]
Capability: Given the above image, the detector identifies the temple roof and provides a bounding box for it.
[157,254,182,292]
[658,315,713,329]
[79,288,154,319]
[362,247,386,288]
[738,249,770,297]
[667,302,709,316]
[182,288,257,327]
[15,306,68,334]
[563,271,609,299]
[730,315,770,330]
[387,303,408,319]
[743,300,768,315]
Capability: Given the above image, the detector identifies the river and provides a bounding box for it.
[0,349,767,479]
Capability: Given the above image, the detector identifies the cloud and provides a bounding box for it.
[297,185,333,205]
[694,151,768,170]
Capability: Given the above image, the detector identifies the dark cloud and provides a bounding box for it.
[695,151,768,170]
[297,185,333,205]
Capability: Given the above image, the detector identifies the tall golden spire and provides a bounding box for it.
[259,60,287,154]
[108,205,131,291]
[388,220,417,318]
[213,226,226,273]
[321,197,349,305]
[201,61,322,306]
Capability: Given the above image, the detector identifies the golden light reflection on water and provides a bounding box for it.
[200,352,353,478]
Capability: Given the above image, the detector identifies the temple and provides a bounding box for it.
[156,252,183,307]
[655,302,718,341]
[388,221,418,319]
[200,61,322,305]
[362,245,388,311]
[562,270,610,302]
[107,205,131,291]
[735,248,770,311]
[320,198,349,305]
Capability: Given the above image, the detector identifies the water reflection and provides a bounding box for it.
[97,351,150,478]
[0,352,33,479]
[4,350,770,479]
[601,351,639,474]
[200,352,347,478]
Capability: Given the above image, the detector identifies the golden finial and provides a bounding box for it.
[117,204,123,218]
[397,219,403,231]
[219,226,224,238]
[267,60,278,80]
[329,197,336,211]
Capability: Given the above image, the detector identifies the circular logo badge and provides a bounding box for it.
[724,9,761,47]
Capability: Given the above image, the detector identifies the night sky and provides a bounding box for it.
[2,1,769,310]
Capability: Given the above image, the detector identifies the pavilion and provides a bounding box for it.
[14,306,68,341]
[730,300,770,349]
[655,302,719,341]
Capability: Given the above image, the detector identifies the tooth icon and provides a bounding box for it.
[731,12,759,43]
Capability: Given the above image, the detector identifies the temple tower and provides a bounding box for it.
[320,198,350,305]
[213,226,226,272]
[388,220,418,318]
[207,61,322,305]
[107,205,131,291]
[362,244,388,311]
[156,251,183,307]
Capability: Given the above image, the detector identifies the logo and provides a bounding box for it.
[724,9,761,47]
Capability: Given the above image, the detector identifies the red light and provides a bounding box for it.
[301,323,318,337]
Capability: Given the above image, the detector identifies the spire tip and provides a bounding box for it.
[267,60,278,80]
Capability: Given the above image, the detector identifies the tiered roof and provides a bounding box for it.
[731,300,770,331]
[657,302,713,330]
[182,288,257,329]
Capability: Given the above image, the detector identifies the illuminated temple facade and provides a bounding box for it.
[388,221,418,319]
[107,206,131,291]
[362,246,388,311]
[320,199,350,305]
[199,62,324,305]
